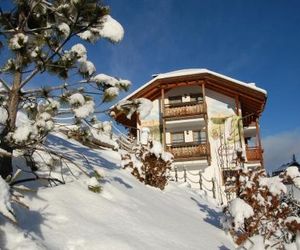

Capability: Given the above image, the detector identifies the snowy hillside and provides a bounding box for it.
[1,133,234,250]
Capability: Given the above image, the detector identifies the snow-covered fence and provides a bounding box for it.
[116,134,136,153]
[174,168,217,199]
[111,123,138,152]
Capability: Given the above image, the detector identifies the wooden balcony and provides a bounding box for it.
[246,146,263,162]
[164,101,206,119]
[243,114,257,127]
[166,142,210,161]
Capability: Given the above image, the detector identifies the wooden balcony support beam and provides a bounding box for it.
[235,95,240,116]
[161,87,166,150]
[255,118,264,167]
[201,80,211,165]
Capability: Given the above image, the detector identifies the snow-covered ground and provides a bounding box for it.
[0,133,235,250]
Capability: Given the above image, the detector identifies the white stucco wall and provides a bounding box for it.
[169,88,243,204]
[136,86,244,204]
[203,89,241,204]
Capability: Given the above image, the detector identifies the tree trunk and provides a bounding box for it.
[0,10,26,180]
[0,70,22,179]
[0,142,13,180]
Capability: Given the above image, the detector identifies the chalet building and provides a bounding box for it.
[114,69,267,204]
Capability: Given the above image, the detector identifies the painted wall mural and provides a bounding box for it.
[210,115,242,169]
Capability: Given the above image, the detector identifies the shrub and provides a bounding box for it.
[222,168,300,248]
[122,141,173,190]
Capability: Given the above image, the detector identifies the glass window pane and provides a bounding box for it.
[193,130,206,143]
[171,132,184,143]
[193,131,201,142]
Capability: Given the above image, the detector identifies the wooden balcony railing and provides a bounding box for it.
[166,142,210,161]
[243,115,257,127]
[246,146,263,162]
[164,101,206,118]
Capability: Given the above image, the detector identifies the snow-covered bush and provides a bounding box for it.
[222,168,300,248]
[122,141,173,190]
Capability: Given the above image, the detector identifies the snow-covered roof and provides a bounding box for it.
[273,155,300,175]
[115,68,267,106]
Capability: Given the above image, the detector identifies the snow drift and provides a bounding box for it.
[0,133,234,250]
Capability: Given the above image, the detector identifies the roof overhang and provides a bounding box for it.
[113,69,267,127]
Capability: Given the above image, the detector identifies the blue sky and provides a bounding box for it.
[1,0,300,170]
[89,0,299,170]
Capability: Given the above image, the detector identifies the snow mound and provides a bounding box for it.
[228,198,254,231]
[0,177,15,222]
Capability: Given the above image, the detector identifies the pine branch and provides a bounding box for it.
[10,176,65,186]
[0,26,53,34]
[22,83,67,95]
[0,149,12,157]
[33,145,91,177]
[20,0,43,30]
[0,8,16,31]
[0,77,11,91]
[20,22,79,88]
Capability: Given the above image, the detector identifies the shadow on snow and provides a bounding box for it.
[46,134,119,171]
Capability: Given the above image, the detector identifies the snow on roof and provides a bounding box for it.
[273,156,300,173]
[114,68,267,107]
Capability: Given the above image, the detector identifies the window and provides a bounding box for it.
[168,96,182,105]
[245,137,256,147]
[190,93,203,102]
[171,132,184,144]
[193,130,206,143]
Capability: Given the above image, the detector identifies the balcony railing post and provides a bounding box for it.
[212,178,216,199]
[199,172,203,190]
[175,167,178,182]
[183,168,187,182]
